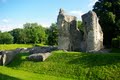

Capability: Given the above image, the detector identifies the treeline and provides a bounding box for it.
[0,23,58,45]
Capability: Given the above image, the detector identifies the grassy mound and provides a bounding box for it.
[2,50,119,80]
[0,66,70,80]
[0,44,120,79]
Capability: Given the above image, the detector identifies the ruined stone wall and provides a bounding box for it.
[82,11,103,52]
[57,9,103,52]
[57,9,82,51]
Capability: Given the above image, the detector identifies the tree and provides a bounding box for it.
[46,23,58,46]
[23,23,46,44]
[93,0,120,47]
[77,20,84,31]
[9,23,46,44]
[10,28,27,44]
[0,32,13,44]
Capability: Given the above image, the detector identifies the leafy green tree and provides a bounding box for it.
[0,32,13,44]
[10,28,27,44]
[23,23,46,44]
[93,0,120,47]
[10,23,46,44]
[77,20,84,31]
[46,23,58,46]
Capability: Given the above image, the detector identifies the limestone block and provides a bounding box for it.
[27,52,51,61]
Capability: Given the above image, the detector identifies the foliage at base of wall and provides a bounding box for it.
[112,36,120,48]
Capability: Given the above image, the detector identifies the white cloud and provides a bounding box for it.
[2,19,10,23]
[0,24,23,32]
[0,22,51,32]
[69,10,84,20]
[88,0,97,7]
[41,23,51,27]
[70,11,84,16]
[23,20,51,27]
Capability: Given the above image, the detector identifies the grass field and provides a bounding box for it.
[0,44,47,50]
[0,44,120,80]
[0,66,72,80]
[0,44,33,50]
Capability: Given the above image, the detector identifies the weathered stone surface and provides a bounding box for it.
[0,46,57,66]
[57,9,104,52]
[27,52,51,61]
[0,51,3,65]
[2,50,18,66]
[82,11,103,52]
[29,46,58,54]
[27,46,56,61]
[15,48,30,53]
[57,9,82,51]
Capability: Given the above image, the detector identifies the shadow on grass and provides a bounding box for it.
[0,73,20,80]
[7,53,29,67]
[111,48,120,53]
[68,53,120,67]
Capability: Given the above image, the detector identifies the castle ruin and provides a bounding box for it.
[57,9,103,52]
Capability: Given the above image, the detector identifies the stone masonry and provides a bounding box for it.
[82,11,103,52]
[57,9,82,51]
[57,9,103,52]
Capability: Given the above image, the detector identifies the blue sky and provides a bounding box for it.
[0,0,97,32]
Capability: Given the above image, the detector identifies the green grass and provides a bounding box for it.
[3,50,120,80]
[0,44,48,51]
[0,44,120,80]
[0,66,71,80]
[111,48,120,53]
[0,44,33,50]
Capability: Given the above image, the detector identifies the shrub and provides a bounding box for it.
[112,36,120,48]
[118,36,120,48]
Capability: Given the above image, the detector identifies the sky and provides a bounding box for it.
[0,0,97,32]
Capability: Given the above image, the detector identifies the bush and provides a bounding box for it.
[112,36,120,48]
[118,36,120,48]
